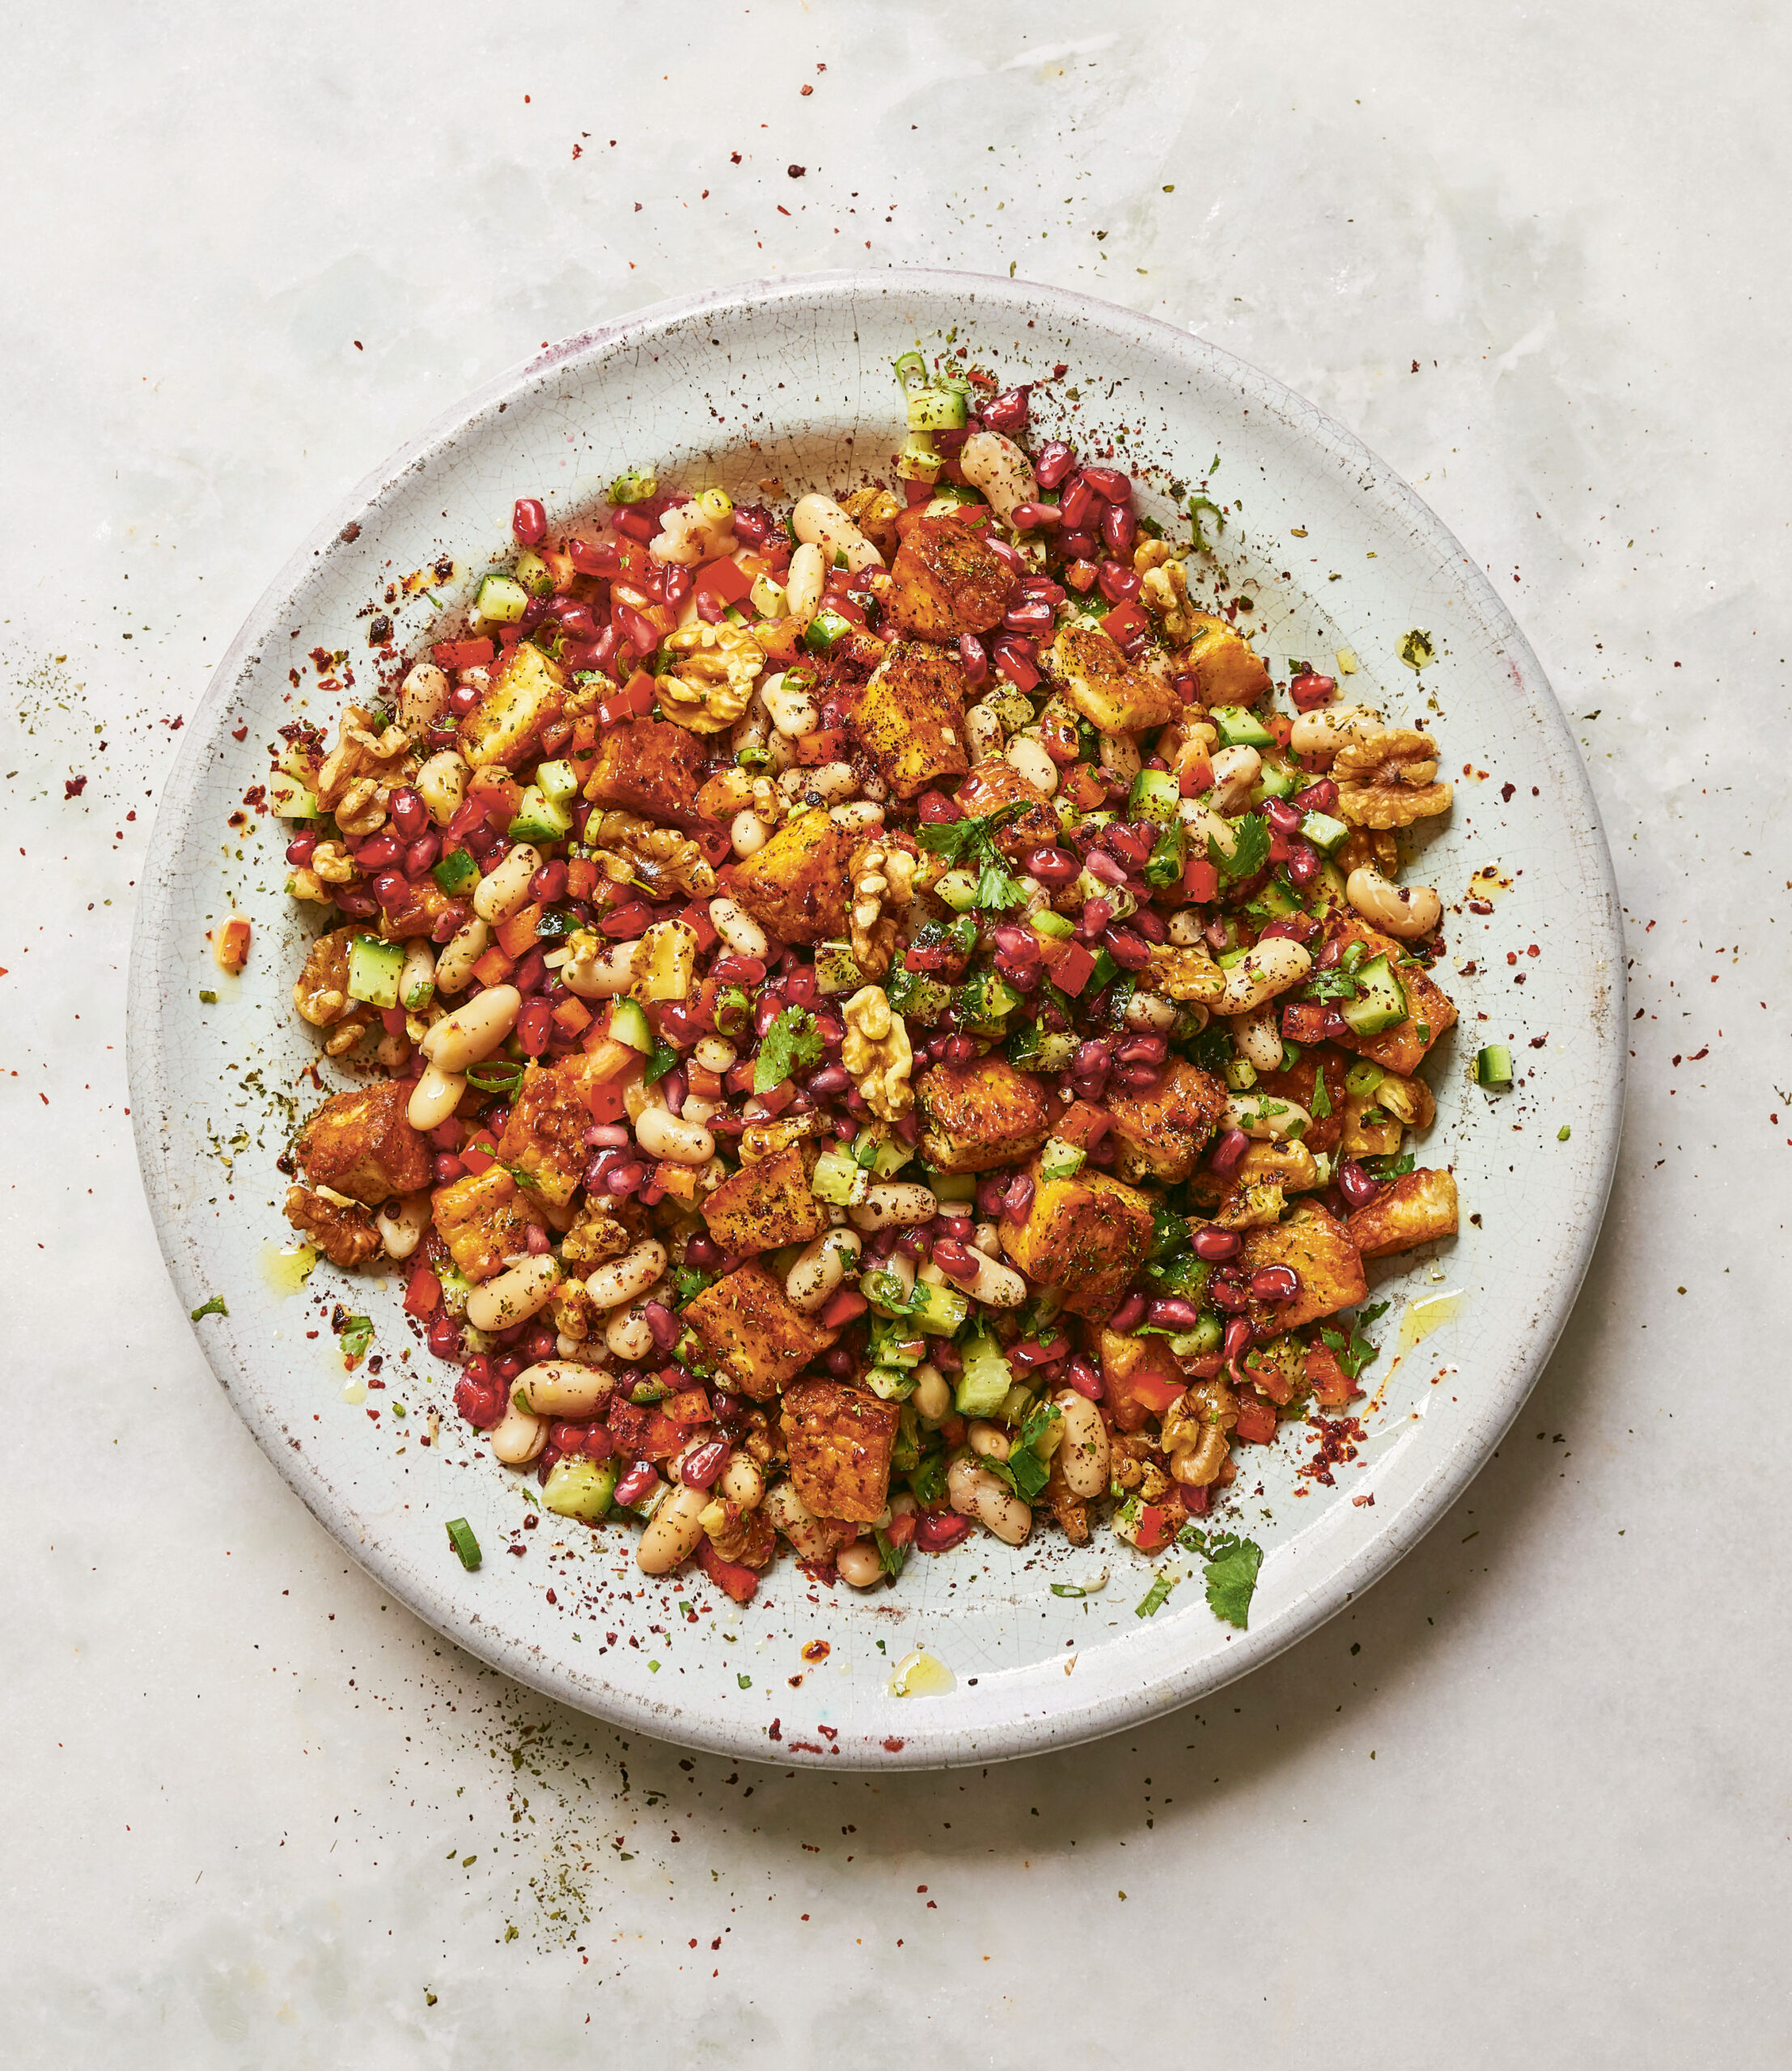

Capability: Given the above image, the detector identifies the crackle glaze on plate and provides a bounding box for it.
[127,270,1623,1769]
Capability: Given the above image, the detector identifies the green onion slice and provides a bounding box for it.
[445,1518,481,1571]
[466,1060,525,1093]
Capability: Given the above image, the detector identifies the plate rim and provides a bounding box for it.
[127,266,1626,1767]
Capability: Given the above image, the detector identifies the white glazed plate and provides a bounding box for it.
[128,271,1624,1768]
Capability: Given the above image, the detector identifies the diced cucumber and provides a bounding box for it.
[956,971,1021,1027]
[399,941,437,1012]
[1252,879,1301,921]
[864,1366,919,1401]
[897,431,943,482]
[1038,1137,1085,1183]
[1251,762,1298,803]
[509,786,574,845]
[1028,908,1075,942]
[1299,810,1350,855]
[1344,1059,1386,1096]
[541,1458,618,1522]
[1170,1314,1223,1358]
[536,759,580,803]
[608,998,653,1053]
[1338,953,1409,1036]
[816,940,867,995]
[1308,858,1351,916]
[1476,1044,1514,1090]
[921,1167,978,1203]
[854,1129,913,1179]
[934,868,981,913]
[513,549,555,597]
[1223,1057,1258,1091]
[1128,768,1181,826]
[346,933,405,1009]
[954,1332,1013,1418]
[433,847,478,896]
[472,574,531,627]
[811,1150,871,1206]
[909,1279,968,1337]
[1210,705,1275,748]
[906,386,969,432]
[267,770,320,820]
[1037,1031,1078,1072]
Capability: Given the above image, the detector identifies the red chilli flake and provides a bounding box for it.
[64,776,87,798]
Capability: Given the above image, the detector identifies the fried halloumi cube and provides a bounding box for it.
[915,1054,1052,1175]
[849,639,972,799]
[1345,1167,1459,1259]
[431,1167,544,1283]
[888,511,1016,638]
[1181,612,1273,709]
[1105,1057,1229,1183]
[1324,916,1458,1075]
[296,1080,432,1204]
[949,756,1059,857]
[1240,1203,1366,1331]
[496,1057,600,1208]
[680,1261,838,1401]
[460,641,565,769]
[1001,1167,1156,1321]
[780,1380,901,1523]
[701,1143,827,1256]
[582,714,711,829]
[1252,1044,1354,1158]
[725,807,857,945]
[1046,620,1180,733]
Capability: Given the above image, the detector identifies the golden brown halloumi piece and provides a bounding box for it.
[431,1167,544,1283]
[1322,916,1458,1076]
[849,639,972,800]
[1001,1167,1156,1321]
[949,756,1059,858]
[497,1057,602,1208]
[888,512,1016,639]
[916,1055,1052,1175]
[1104,1057,1230,1183]
[297,1080,432,1205]
[701,1144,828,1256]
[680,1262,838,1401]
[1046,620,1180,733]
[1240,1204,1366,1331]
[1180,612,1273,710]
[725,808,857,946]
[1345,1167,1459,1259]
[582,714,711,829]
[460,641,566,769]
[780,1381,901,1523]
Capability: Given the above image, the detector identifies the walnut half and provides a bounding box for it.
[1332,726,1454,829]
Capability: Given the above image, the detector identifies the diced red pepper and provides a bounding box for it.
[698,1539,760,1604]
[884,1511,917,1548]
[1061,764,1107,810]
[1044,937,1098,996]
[1122,1370,1184,1415]
[1099,600,1150,648]
[1265,712,1294,749]
[1233,1398,1279,1444]
[459,1135,498,1178]
[694,555,753,608]
[679,901,719,951]
[403,1264,442,1319]
[819,1288,868,1329]
[469,944,516,989]
[622,668,659,714]
[495,902,543,958]
[663,1387,714,1427]
[566,536,621,578]
[433,637,495,671]
[1305,1342,1361,1408]
[1131,1502,1173,1553]
[566,857,598,899]
[1281,1001,1345,1044]
[551,997,593,1036]
[1054,1098,1111,1150]
[1180,858,1220,904]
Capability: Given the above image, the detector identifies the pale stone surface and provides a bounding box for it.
[2,2,1787,2064]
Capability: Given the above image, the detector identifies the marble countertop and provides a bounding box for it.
[6,2,1787,2062]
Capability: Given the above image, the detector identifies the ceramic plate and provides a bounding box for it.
[128,270,1623,1768]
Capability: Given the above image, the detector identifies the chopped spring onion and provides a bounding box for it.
[445,1518,481,1570]
[466,1059,525,1093]
[607,470,658,504]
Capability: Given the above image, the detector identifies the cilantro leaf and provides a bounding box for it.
[917,802,1023,866]
[671,1263,714,1306]
[1135,1572,1178,1619]
[337,1313,375,1366]
[1320,1298,1392,1381]
[974,855,1029,912]
[1302,967,1360,1002]
[189,1294,228,1322]
[874,1528,907,1580]
[1143,820,1185,888]
[1309,1071,1332,1120]
[1210,812,1270,883]
[752,1006,822,1093]
[909,1449,948,1508]
[1201,1533,1264,1629]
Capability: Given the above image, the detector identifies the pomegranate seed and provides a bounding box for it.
[1208,1127,1249,1176]
[1251,1264,1300,1302]
[1287,841,1321,886]
[286,833,318,866]
[1065,1355,1104,1400]
[1033,442,1075,489]
[1264,797,1303,836]
[1010,501,1061,530]
[1080,465,1133,502]
[388,787,428,841]
[1100,502,1137,555]
[1337,1158,1379,1209]
[1293,777,1340,813]
[434,1152,466,1184]
[529,858,568,904]
[1057,476,1098,530]
[427,1315,462,1358]
[517,999,553,1056]
[1106,1290,1146,1333]
[930,1239,978,1283]
[404,832,442,879]
[680,1438,731,1489]
[985,534,1028,574]
[447,683,481,718]
[1193,1226,1242,1261]
[1097,561,1142,604]
[355,830,404,870]
[512,498,547,546]
[917,790,960,824]
[915,1511,973,1553]
[1222,1315,1255,1363]
[613,1460,659,1506]
[1290,671,1336,711]
[371,870,409,911]
[1024,844,1078,886]
[1147,1296,1201,1330]
[981,386,1031,434]
[958,633,989,686]
[557,601,599,642]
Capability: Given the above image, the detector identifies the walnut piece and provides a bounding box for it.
[1139,555,1198,642]
[1146,942,1226,1006]
[284,1184,379,1268]
[293,926,354,1027]
[840,984,914,1121]
[655,621,764,734]
[587,808,717,898]
[1332,725,1454,828]
[845,836,916,980]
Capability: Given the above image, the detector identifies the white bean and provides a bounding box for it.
[433,917,491,997]
[415,751,469,828]
[561,934,642,998]
[695,1036,737,1073]
[830,801,885,831]
[959,430,1039,523]
[472,844,543,925]
[786,1229,862,1313]
[489,1397,548,1465]
[912,1364,951,1421]
[585,1239,668,1311]
[422,985,521,1072]
[375,1193,430,1262]
[781,760,856,805]
[1122,990,1179,1031]
[514,1362,616,1417]
[1231,1002,1286,1074]
[968,1420,1011,1463]
[465,1255,561,1333]
[1209,744,1261,813]
[761,672,820,739]
[731,809,770,858]
[718,1454,765,1508]
[848,1183,938,1230]
[1223,1091,1314,1140]
[638,1483,710,1574]
[964,1251,1027,1309]
[399,663,450,733]
[1289,702,1381,760]
[791,492,884,572]
[635,1106,714,1167]
[1167,909,1206,947]
[947,1455,1032,1545]
[1100,731,1142,785]
[965,701,1004,759]
[1005,734,1059,796]
[784,541,826,625]
[606,1307,655,1362]
[398,939,437,1012]
[1346,865,1442,939]
[1053,1390,1111,1497]
[1216,938,1312,1015]
[837,1541,883,1588]
[407,1061,466,1131]
[708,896,768,959]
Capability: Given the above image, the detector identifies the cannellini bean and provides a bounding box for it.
[514,1362,616,1417]
[848,1183,938,1230]
[718,1454,765,1508]
[762,671,820,739]
[422,984,521,1071]
[1223,1091,1314,1140]
[605,1306,655,1362]
[837,1541,883,1588]
[465,1255,561,1333]
[912,1363,951,1421]
[1231,1001,1286,1074]
[433,917,491,996]
[376,1192,431,1261]
[786,1229,862,1313]
[947,1455,1032,1545]
[1289,701,1381,760]
[963,1251,1027,1309]
[694,1036,737,1072]
[731,809,770,858]
[1209,744,1261,813]
[708,896,768,959]
[1006,733,1059,796]
[972,1220,1002,1258]
[407,1061,466,1131]
[959,429,1039,523]
[780,759,856,805]
[472,843,542,925]
[1053,1391,1111,1497]
[489,1396,548,1466]
[830,800,885,831]
[1167,909,1206,947]
[416,748,469,826]
[783,540,826,625]
[791,492,884,572]
[1216,938,1312,1015]
[638,1482,710,1574]
[968,1419,1011,1463]
[586,1240,669,1311]
[1100,731,1142,785]
[399,663,450,732]
[1178,798,1237,860]
[398,939,436,1012]
[1123,990,1179,1031]
[635,1105,714,1167]
[561,934,642,998]
[1346,864,1442,939]
[965,701,1004,758]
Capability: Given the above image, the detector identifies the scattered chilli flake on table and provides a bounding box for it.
[264,346,1471,1622]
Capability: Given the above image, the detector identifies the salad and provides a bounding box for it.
[270,349,1468,1609]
